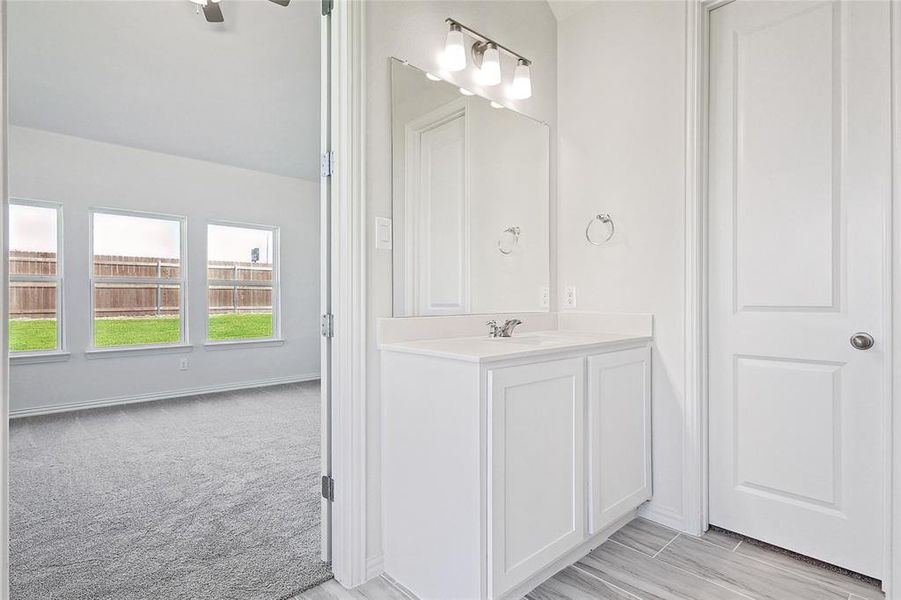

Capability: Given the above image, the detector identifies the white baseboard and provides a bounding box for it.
[639,501,686,532]
[366,554,385,581]
[10,373,321,418]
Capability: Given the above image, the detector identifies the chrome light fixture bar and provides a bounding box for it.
[443,18,533,98]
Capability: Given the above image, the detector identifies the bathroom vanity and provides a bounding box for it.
[379,313,652,600]
[384,59,651,599]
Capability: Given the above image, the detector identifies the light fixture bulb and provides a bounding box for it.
[479,43,502,86]
[459,88,475,96]
[425,72,441,81]
[444,24,466,72]
[511,59,532,100]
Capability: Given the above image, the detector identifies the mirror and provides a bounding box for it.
[391,58,550,317]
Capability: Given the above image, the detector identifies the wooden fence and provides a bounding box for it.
[10,252,273,319]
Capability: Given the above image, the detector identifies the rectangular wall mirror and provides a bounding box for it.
[390,58,550,317]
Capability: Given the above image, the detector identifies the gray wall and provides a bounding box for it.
[9,127,321,414]
[557,1,688,528]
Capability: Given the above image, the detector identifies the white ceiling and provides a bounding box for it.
[8,0,321,181]
[546,0,594,22]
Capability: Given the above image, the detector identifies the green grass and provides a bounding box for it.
[8,313,273,351]
[94,317,181,347]
[10,319,57,352]
[208,313,273,341]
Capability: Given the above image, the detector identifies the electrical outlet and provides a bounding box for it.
[564,286,577,308]
[539,287,550,308]
[179,358,189,371]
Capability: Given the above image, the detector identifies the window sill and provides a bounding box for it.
[85,344,194,359]
[203,338,285,350]
[10,351,71,365]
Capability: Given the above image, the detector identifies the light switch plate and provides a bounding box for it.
[375,217,393,250]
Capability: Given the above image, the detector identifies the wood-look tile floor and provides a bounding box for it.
[298,518,884,600]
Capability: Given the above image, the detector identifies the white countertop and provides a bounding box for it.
[378,330,652,363]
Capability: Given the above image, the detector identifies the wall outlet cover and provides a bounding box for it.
[179,358,189,371]
[540,287,550,308]
[564,286,577,308]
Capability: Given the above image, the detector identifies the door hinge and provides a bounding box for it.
[320,151,335,178]
[321,0,333,16]
[321,474,335,501]
[321,313,334,338]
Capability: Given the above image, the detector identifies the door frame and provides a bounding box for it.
[326,0,369,588]
[683,0,900,595]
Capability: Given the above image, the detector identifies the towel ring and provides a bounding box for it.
[498,226,521,255]
[586,213,614,245]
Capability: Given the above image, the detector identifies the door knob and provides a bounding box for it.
[850,332,875,350]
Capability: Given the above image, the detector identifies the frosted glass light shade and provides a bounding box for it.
[511,60,532,99]
[480,44,501,86]
[444,27,467,72]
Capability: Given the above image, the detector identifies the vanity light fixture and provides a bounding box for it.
[474,42,502,86]
[444,18,533,99]
[459,87,475,96]
[425,72,442,81]
[490,101,504,109]
[444,22,467,72]
[511,59,533,100]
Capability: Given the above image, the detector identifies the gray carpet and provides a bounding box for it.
[10,382,332,600]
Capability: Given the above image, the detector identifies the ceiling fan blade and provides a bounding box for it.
[268,0,290,6]
[202,2,224,22]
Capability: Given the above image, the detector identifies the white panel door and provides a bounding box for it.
[708,0,890,578]
[410,112,469,315]
[587,347,652,534]
[488,358,585,597]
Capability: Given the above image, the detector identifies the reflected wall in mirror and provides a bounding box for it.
[391,58,550,317]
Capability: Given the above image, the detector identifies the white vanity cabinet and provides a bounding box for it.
[380,334,651,600]
[488,358,586,595]
[587,346,652,534]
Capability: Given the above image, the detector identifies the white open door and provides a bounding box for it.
[707,0,891,578]
[319,0,332,564]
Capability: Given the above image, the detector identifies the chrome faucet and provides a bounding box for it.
[486,319,523,338]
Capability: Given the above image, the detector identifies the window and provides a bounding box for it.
[91,210,185,348]
[207,223,278,342]
[9,200,63,353]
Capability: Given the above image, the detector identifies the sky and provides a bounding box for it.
[9,206,274,264]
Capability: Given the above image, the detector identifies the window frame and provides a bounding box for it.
[88,207,188,351]
[8,197,65,357]
[205,219,281,345]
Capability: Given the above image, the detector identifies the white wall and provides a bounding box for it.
[365,0,558,567]
[9,126,321,414]
[557,1,688,528]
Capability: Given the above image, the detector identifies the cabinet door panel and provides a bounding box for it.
[488,358,585,597]
[588,347,651,534]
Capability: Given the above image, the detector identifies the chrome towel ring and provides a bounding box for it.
[586,213,614,245]
[498,226,521,255]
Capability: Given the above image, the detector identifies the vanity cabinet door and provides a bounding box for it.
[587,346,652,534]
[487,358,585,598]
